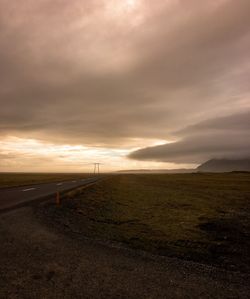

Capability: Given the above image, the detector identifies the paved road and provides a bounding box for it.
[0,176,101,212]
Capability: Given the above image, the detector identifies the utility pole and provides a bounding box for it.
[93,163,101,175]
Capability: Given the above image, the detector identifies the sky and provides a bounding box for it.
[0,0,250,172]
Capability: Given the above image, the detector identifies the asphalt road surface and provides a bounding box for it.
[0,176,101,213]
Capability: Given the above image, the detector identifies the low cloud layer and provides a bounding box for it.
[129,112,250,163]
[1,0,250,169]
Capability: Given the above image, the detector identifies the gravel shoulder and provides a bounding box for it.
[0,203,250,299]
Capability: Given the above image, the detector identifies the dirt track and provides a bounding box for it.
[0,204,249,299]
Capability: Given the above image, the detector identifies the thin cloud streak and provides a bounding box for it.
[0,136,184,172]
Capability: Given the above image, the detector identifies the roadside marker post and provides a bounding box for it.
[56,191,60,206]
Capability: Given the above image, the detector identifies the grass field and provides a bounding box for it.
[41,173,250,272]
[0,173,93,188]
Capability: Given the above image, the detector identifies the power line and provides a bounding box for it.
[82,162,103,174]
[93,163,100,174]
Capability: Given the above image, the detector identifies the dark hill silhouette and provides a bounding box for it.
[197,158,250,172]
[117,159,250,173]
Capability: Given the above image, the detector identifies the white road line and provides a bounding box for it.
[57,183,63,186]
[22,188,36,192]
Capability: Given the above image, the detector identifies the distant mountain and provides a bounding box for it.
[197,158,250,172]
[117,158,250,174]
[117,169,195,174]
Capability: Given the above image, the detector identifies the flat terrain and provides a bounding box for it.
[41,173,250,272]
[1,203,249,298]
[1,173,250,298]
[0,173,93,188]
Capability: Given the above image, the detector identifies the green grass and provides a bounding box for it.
[42,173,250,272]
[0,173,93,188]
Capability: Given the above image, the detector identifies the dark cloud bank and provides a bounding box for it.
[129,112,250,163]
[1,0,250,165]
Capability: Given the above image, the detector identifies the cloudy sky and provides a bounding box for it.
[1,0,250,172]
